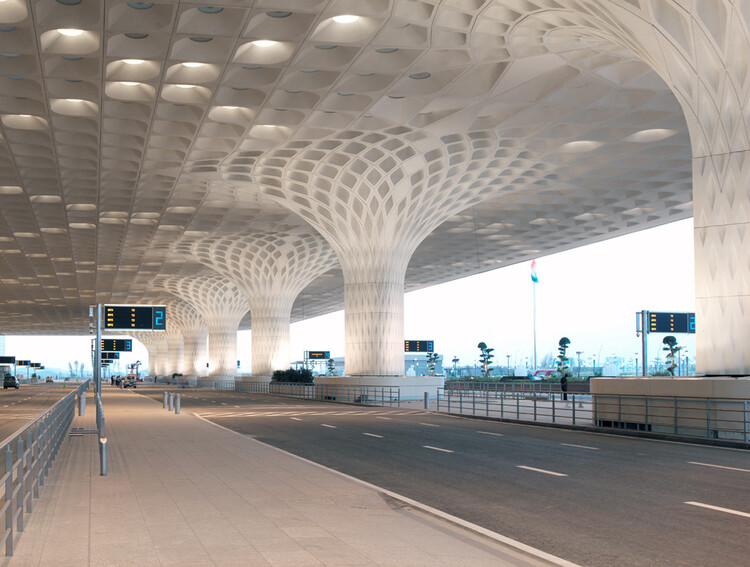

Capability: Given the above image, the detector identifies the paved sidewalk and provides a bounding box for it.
[1,387,576,567]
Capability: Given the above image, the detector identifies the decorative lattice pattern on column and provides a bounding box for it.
[165,319,184,376]
[159,276,249,378]
[177,229,337,376]
[132,331,168,377]
[254,128,494,375]
[165,299,208,377]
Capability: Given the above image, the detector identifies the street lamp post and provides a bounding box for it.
[576,351,583,378]
[506,354,511,376]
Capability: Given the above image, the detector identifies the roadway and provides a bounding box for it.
[0,383,77,443]
[136,387,750,567]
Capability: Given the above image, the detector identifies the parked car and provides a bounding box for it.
[123,375,137,388]
[45,377,54,383]
[3,374,19,389]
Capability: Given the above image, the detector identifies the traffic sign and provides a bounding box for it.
[0,356,15,364]
[16,360,30,366]
[307,351,330,359]
[404,340,434,352]
[100,339,132,352]
[648,312,695,334]
[104,305,166,331]
[102,352,120,360]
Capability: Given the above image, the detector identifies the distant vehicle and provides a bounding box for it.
[45,377,53,383]
[3,374,19,389]
[123,375,137,388]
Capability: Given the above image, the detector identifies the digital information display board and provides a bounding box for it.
[30,363,41,368]
[648,312,696,334]
[104,305,165,331]
[102,352,120,360]
[100,339,132,352]
[404,340,434,352]
[307,351,330,359]
[0,356,15,364]
[16,360,30,366]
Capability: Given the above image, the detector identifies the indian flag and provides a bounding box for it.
[530,260,539,283]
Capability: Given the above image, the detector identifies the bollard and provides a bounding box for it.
[175,394,181,414]
[99,437,107,476]
[169,392,174,411]
[79,391,86,417]
[424,391,429,410]
[163,391,168,409]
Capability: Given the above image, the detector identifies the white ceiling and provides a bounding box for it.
[0,0,692,334]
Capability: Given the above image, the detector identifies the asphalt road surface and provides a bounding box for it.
[0,383,77,443]
[137,387,750,567]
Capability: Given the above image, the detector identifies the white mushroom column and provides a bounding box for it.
[165,319,184,377]
[167,300,208,378]
[162,277,249,379]
[131,331,168,380]
[259,129,490,376]
[186,230,337,378]
[598,3,750,375]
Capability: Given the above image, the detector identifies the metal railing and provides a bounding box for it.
[445,380,590,393]
[436,387,750,444]
[1,380,90,556]
[200,380,401,407]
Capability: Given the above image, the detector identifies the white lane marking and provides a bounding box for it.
[290,417,302,421]
[321,424,337,429]
[376,416,391,421]
[477,431,504,437]
[420,423,439,427]
[363,433,384,438]
[234,405,240,408]
[221,402,227,405]
[517,466,568,477]
[423,445,453,453]
[688,461,750,474]
[561,443,599,451]
[685,501,750,518]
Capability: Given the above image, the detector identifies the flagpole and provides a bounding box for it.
[533,278,537,371]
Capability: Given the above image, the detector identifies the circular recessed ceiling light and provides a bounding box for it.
[252,40,277,47]
[58,28,84,36]
[66,98,83,102]
[222,106,238,110]
[189,36,212,42]
[57,0,83,5]
[333,15,359,24]
[127,2,154,8]
[119,81,140,86]
[125,33,149,39]
[198,6,224,13]
[376,47,398,53]
[62,55,83,61]
[182,62,204,68]
[315,44,337,50]
[122,58,145,65]
[176,84,196,88]
[409,72,431,79]
[267,11,291,18]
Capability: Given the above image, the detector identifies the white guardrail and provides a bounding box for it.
[1,380,90,556]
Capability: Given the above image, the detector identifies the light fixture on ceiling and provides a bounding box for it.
[119,81,140,86]
[58,28,84,36]
[176,84,196,89]
[333,15,359,24]
[252,40,277,47]
[182,62,204,68]
[122,58,145,65]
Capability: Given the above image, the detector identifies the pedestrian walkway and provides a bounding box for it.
[1,387,577,567]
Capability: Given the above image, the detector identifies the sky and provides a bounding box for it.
[3,218,695,375]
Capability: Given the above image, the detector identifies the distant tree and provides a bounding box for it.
[662,336,681,376]
[68,362,74,377]
[451,356,459,377]
[540,352,556,368]
[327,358,336,376]
[477,342,494,378]
[556,337,573,378]
[426,352,439,376]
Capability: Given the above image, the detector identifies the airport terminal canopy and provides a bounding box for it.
[0,1,747,376]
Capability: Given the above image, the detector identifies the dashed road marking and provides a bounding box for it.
[685,501,750,518]
[321,424,336,429]
[363,433,384,438]
[423,445,453,453]
[376,417,391,421]
[517,466,567,477]
[688,461,750,474]
[477,431,504,437]
[561,443,599,451]
[420,423,439,427]
[290,417,302,421]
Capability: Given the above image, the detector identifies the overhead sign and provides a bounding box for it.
[404,340,434,352]
[0,356,15,364]
[102,352,120,360]
[16,360,30,366]
[30,362,41,368]
[307,351,330,359]
[100,339,132,352]
[104,305,166,331]
[648,312,695,334]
